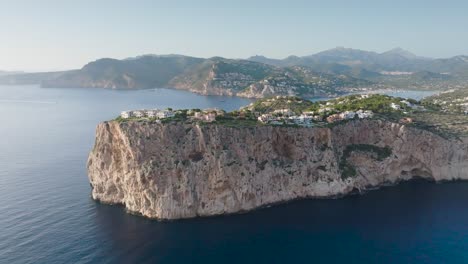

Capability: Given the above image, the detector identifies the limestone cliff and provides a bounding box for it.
[87,120,468,220]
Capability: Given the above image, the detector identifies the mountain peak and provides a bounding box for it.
[314,47,377,56]
[382,48,419,59]
[249,55,267,59]
[331,46,355,51]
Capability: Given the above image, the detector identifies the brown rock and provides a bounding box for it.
[87,119,468,220]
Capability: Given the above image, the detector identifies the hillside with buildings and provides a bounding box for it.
[39,55,371,98]
[249,47,468,91]
[115,93,468,137]
[3,48,468,97]
[88,93,468,220]
[423,89,468,114]
[249,47,468,77]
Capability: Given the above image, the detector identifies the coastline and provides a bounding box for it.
[87,119,468,220]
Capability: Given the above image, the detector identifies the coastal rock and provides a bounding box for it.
[87,120,468,220]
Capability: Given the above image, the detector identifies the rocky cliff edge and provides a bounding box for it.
[87,119,468,220]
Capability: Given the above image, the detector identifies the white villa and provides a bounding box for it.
[258,112,313,127]
[340,111,356,119]
[194,112,217,122]
[356,110,374,119]
[288,115,313,127]
[120,111,132,119]
[156,110,175,119]
[258,114,274,123]
[146,110,158,118]
[133,110,145,118]
[400,100,426,111]
[390,103,402,110]
[120,109,175,120]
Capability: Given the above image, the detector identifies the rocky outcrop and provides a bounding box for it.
[87,120,468,220]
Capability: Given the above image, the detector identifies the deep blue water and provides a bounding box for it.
[0,85,467,263]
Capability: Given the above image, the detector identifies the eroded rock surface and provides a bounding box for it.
[87,120,468,220]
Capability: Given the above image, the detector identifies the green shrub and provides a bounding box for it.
[339,144,392,179]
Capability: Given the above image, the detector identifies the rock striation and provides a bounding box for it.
[87,120,468,220]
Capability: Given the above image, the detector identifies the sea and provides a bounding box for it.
[1,85,467,264]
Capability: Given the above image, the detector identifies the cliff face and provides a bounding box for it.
[87,120,468,220]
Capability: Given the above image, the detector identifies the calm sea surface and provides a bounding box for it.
[0,85,466,264]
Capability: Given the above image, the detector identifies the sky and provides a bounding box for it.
[0,0,467,71]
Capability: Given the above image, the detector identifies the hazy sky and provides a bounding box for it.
[1,0,467,71]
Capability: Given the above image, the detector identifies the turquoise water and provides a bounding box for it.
[1,85,467,263]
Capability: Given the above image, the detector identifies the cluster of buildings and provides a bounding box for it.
[430,93,468,114]
[257,111,314,127]
[189,108,225,123]
[393,100,425,111]
[119,107,227,123]
[326,110,374,123]
[213,73,255,89]
[257,108,375,126]
[390,102,402,110]
[120,109,175,119]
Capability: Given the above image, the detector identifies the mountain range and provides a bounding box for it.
[1,47,467,98]
[248,47,468,76]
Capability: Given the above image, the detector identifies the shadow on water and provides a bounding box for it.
[92,179,468,264]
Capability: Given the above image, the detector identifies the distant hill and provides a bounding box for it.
[169,57,277,96]
[247,47,468,77]
[2,47,467,98]
[380,47,422,60]
[42,55,204,89]
[246,55,284,67]
[237,66,372,98]
[39,55,372,98]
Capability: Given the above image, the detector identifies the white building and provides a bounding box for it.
[289,115,313,127]
[340,111,356,120]
[156,110,175,119]
[194,112,217,122]
[120,111,133,119]
[401,100,425,110]
[133,110,145,118]
[146,109,159,118]
[356,110,374,119]
[258,114,274,123]
[390,103,402,110]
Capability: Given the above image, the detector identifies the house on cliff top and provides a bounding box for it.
[120,111,133,118]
